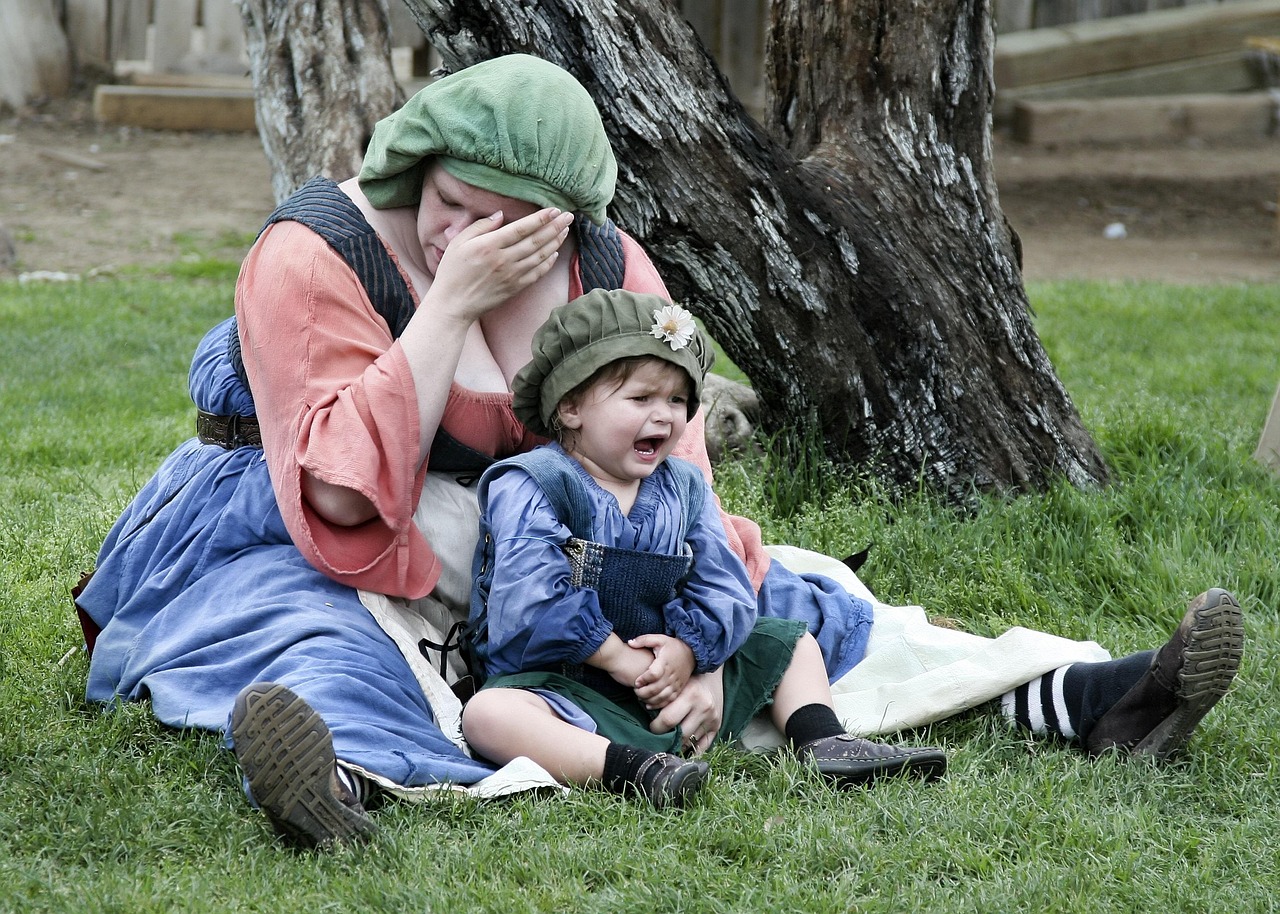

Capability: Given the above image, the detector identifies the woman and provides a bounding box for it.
[76,54,771,848]
[75,54,1242,850]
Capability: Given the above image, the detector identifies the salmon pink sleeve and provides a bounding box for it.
[235,221,440,598]
[609,232,771,591]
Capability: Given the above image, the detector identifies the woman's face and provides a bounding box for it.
[416,161,543,276]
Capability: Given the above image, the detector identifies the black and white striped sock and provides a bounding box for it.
[1001,651,1155,744]
[1002,665,1080,740]
[335,763,372,808]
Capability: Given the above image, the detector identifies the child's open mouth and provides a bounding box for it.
[634,437,663,457]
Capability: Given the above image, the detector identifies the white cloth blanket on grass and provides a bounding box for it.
[356,473,1111,798]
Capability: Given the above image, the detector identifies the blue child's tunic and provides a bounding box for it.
[468,445,871,750]
[473,444,760,681]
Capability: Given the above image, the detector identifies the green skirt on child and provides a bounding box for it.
[480,617,807,753]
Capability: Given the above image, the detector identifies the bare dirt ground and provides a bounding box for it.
[2,90,1279,283]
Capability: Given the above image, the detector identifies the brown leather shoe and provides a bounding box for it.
[231,682,377,848]
[1086,588,1243,760]
[796,734,947,785]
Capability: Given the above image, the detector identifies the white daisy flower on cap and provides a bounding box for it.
[650,305,697,351]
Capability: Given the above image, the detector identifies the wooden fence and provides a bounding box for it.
[997,0,1239,31]
[49,0,1264,92]
[56,0,245,74]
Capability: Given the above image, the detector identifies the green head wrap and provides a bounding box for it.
[359,54,617,223]
[512,289,716,438]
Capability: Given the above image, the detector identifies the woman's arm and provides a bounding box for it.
[649,666,725,755]
[238,205,573,596]
[237,222,438,596]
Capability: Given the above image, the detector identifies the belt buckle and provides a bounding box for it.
[226,413,246,449]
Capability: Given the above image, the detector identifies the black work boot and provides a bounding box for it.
[231,682,377,849]
[1086,588,1243,760]
[795,734,947,785]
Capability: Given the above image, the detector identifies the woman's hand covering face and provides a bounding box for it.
[416,162,574,325]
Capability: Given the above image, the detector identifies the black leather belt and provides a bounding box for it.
[196,409,263,449]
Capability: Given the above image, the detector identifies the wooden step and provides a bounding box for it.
[995,0,1280,89]
[93,84,256,131]
[1010,90,1278,144]
[995,50,1264,122]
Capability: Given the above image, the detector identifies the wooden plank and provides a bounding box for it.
[1103,0,1153,17]
[93,84,256,131]
[153,0,197,72]
[1255,381,1280,473]
[127,71,251,89]
[201,0,246,63]
[39,148,108,171]
[1246,34,1280,52]
[65,0,109,70]
[388,1,426,48]
[996,0,1035,34]
[110,0,150,63]
[1036,0,1100,29]
[995,50,1262,120]
[996,0,1280,89]
[1011,90,1277,144]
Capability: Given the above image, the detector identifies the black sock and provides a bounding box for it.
[1002,651,1155,743]
[602,742,654,793]
[1064,650,1155,743]
[784,703,846,748]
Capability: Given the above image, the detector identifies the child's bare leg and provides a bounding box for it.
[769,632,835,726]
[771,633,948,784]
[462,687,709,808]
[462,687,607,784]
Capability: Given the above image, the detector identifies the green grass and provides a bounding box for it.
[2,274,1278,912]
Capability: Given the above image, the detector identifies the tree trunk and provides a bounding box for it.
[399,0,1107,502]
[283,0,1106,502]
[236,0,403,203]
[0,0,72,112]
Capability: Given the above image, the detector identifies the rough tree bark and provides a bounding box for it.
[396,0,1107,502]
[0,0,72,111]
[236,0,403,203]
[241,0,1107,501]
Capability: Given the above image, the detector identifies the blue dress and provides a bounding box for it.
[75,175,871,784]
[758,559,874,683]
[77,330,874,786]
[77,317,496,787]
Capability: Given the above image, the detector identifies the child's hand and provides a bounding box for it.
[586,633,654,688]
[629,634,695,709]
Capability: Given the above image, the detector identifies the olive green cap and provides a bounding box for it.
[512,289,715,437]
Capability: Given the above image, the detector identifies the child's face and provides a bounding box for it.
[558,359,692,489]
